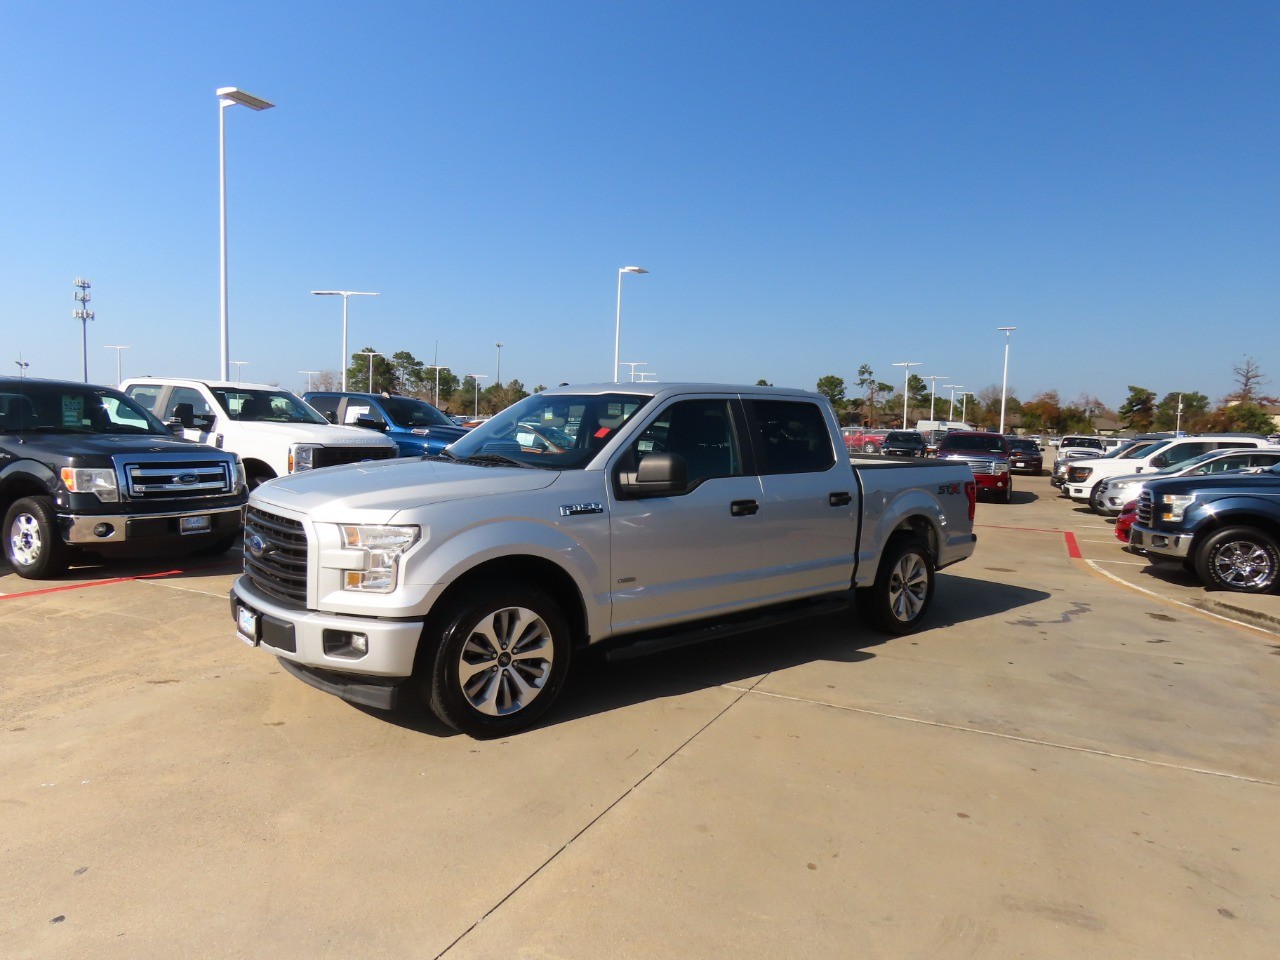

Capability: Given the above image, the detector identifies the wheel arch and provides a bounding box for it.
[1190,509,1280,555]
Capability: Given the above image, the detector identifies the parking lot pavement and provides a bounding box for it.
[3,488,1279,959]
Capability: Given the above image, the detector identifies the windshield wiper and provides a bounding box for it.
[459,452,533,468]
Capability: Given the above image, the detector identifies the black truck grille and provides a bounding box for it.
[1137,490,1154,526]
[244,506,308,607]
[312,446,396,469]
[123,459,234,499]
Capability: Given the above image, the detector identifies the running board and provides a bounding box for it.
[600,593,854,662]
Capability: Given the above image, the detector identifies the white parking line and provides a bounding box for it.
[1083,558,1276,636]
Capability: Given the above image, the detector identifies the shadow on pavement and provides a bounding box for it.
[368,572,1050,738]
[0,547,243,592]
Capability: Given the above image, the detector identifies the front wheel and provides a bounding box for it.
[1193,526,1279,594]
[423,587,572,738]
[857,537,935,635]
[863,442,877,453]
[4,496,69,580]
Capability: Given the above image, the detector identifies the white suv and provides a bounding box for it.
[1064,435,1279,509]
[122,378,397,488]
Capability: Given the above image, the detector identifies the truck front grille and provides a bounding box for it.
[312,446,397,469]
[945,456,995,475]
[1137,490,1154,526]
[243,506,308,608]
[122,459,234,499]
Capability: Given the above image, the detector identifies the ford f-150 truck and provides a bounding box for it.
[1,377,246,578]
[1128,464,1280,593]
[229,384,978,737]
[121,378,397,488]
[302,391,470,456]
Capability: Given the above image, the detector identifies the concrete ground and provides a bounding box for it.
[2,471,1277,959]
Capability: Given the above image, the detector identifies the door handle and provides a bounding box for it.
[730,499,759,517]
[829,491,852,507]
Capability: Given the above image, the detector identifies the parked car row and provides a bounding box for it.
[1046,432,1280,595]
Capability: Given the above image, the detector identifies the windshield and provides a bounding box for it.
[379,396,455,428]
[1120,439,1169,459]
[1062,437,1104,450]
[1008,439,1039,452]
[445,392,650,469]
[0,384,168,435]
[211,388,327,424]
[885,432,921,442]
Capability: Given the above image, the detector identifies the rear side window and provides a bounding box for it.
[126,384,163,411]
[747,400,835,474]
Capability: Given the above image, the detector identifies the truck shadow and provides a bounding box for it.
[0,548,243,587]
[371,572,1050,737]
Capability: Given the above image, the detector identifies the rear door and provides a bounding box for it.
[745,398,856,599]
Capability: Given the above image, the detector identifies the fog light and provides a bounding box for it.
[351,633,368,654]
[93,523,114,538]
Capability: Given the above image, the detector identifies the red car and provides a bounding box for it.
[842,428,890,453]
[1115,499,1138,544]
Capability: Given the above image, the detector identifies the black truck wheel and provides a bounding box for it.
[423,587,571,738]
[857,536,935,635]
[1194,526,1280,594]
[4,496,70,580]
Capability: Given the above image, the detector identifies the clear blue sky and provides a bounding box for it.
[2,1,1276,409]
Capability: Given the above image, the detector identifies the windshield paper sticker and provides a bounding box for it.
[62,394,85,426]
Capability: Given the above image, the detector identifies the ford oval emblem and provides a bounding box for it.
[247,533,268,559]
[176,473,199,485]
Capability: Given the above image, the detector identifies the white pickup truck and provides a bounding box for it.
[121,378,397,488]
[229,383,978,737]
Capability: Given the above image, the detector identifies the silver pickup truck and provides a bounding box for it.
[230,384,977,737]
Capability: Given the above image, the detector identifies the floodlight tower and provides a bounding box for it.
[73,277,95,382]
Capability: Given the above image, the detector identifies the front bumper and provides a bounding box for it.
[62,504,243,546]
[230,576,425,686]
[1127,525,1193,559]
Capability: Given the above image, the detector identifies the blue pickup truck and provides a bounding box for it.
[303,392,469,457]
[1129,463,1280,594]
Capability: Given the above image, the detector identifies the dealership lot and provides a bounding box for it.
[2,472,1278,959]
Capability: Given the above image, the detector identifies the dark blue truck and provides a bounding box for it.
[1129,463,1280,593]
[303,392,469,457]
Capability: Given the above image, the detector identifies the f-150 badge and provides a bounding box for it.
[560,503,604,517]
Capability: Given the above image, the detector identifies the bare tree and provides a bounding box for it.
[1228,356,1272,404]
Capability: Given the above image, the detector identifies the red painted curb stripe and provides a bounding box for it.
[0,556,240,601]
[1064,532,1083,559]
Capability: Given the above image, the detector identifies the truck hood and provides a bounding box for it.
[1144,472,1280,497]
[252,457,561,520]
[4,432,228,462]
[233,421,396,447]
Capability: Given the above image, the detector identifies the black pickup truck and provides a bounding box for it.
[1129,463,1280,593]
[0,377,247,579]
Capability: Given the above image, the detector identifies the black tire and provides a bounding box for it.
[423,587,571,737]
[247,472,274,491]
[1193,526,1280,594]
[857,536,935,635]
[4,496,69,580]
[998,480,1012,504]
[1088,482,1106,513]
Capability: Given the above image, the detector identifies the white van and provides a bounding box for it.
[915,419,973,433]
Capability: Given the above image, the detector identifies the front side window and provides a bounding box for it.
[630,399,743,485]
[747,400,835,474]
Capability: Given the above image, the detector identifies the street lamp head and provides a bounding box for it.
[620,266,649,275]
[997,326,1017,333]
[311,290,379,297]
[217,87,275,111]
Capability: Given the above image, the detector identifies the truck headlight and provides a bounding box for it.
[289,443,321,472]
[1160,493,1196,522]
[994,460,1009,474]
[339,524,419,593]
[60,467,119,502]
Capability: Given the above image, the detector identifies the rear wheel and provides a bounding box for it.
[423,587,572,737]
[862,442,877,453]
[1193,527,1279,594]
[4,496,69,580]
[857,537,935,635]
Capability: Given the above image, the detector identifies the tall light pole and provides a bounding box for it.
[217,87,274,382]
[104,345,130,386]
[15,354,30,378]
[495,341,504,386]
[924,374,949,423]
[614,266,648,383]
[943,384,964,420]
[230,360,250,383]
[891,361,921,429]
[467,374,488,417]
[997,325,1017,434]
[620,361,646,382]
[962,392,973,425]
[299,370,319,391]
[360,350,382,392]
[312,290,379,390]
[1175,393,1184,434]
[73,277,94,382]
[425,365,447,406]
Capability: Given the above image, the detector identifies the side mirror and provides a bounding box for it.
[323,410,337,424]
[1150,454,1168,468]
[355,416,387,432]
[618,452,689,498]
